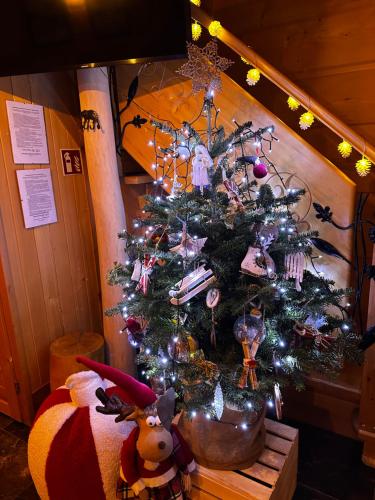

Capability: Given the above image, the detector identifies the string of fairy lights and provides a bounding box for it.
[189,0,373,178]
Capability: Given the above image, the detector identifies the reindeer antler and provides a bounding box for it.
[95,388,135,422]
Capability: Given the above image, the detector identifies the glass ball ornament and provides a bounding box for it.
[253,162,268,179]
[167,333,198,363]
[233,310,265,344]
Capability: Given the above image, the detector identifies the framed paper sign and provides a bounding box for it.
[6,101,49,164]
[16,169,57,229]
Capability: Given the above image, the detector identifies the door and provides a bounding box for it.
[0,259,22,420]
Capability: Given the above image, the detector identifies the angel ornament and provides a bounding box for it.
[192,144,214,194]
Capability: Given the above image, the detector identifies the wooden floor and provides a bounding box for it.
[0,413,374,499]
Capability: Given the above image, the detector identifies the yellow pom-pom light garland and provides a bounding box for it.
[337,140,352,158]
[355,156,372,177]
[246,68,260,86]
[191,21,202,41]
[241,56,250,65]
[190,0,201,6]
[299,111,314,130]
[287,96,300,111]
[208,20,223,37]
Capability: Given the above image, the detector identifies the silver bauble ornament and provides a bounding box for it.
[233,309,265,344]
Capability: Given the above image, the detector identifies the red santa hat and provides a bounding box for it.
[76,356,157,409]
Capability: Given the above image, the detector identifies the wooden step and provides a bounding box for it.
[191,418,298,500]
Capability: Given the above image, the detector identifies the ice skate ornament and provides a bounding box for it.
[170,222,207,259]
[192,144,213,193]
[284,252,305,292]
[241,225,278,278]
[169,265,216,305]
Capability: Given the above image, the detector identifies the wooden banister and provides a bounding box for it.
[192,4,375,166]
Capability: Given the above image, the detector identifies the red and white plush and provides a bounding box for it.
[76,357,195,499]
[28,370,136,500]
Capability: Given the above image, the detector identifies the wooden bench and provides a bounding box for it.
[191,418,298,499]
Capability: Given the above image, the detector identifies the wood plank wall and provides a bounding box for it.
[205,0,375,189]
[0,71,101,418]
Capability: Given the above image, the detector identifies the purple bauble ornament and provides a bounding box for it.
[253,163,268,179]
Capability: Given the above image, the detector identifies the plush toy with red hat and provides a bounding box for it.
[28,367,137,500]
[77,356,196,500]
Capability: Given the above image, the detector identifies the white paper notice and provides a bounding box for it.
[16,169,57,229]
[6,101,49,164]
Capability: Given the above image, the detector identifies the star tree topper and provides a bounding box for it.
[177,40,233,94]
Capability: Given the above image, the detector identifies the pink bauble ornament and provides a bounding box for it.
[253,163,268,179]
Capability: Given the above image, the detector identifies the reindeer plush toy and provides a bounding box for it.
[76,357,195,500]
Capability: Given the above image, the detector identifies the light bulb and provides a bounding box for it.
[338,140,352,158]
[246,68,260,86]
[287,96,300,111]
[299,111,314,130]
[208,20,222,37]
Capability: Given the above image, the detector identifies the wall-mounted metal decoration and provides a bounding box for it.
[81,109,101,130]
[313,195,375,336]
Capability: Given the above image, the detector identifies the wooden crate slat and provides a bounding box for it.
[192,465,272,500]
[265,418,298,441]
[265,433,293,455]
[191,420,298,499]
[270,434,298,499]
[257,448,286,471]
[241,462,280,486]
[191,486,221,499]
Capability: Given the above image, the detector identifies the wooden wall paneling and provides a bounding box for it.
[63,110,101,333]
[32,84,80,336]
[12,74,56,386]
[0,75,45,390]
[39,72,102,335]
[0,71,102,417]
[0,78,36,417]
[209,0,375,152]
[50,108,90,333]
[15,76,65,371]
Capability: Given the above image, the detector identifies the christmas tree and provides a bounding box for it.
[107,42,359,420]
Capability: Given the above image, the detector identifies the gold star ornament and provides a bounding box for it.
[177,40,233,94]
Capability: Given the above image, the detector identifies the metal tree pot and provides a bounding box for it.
[177,405,265,470]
